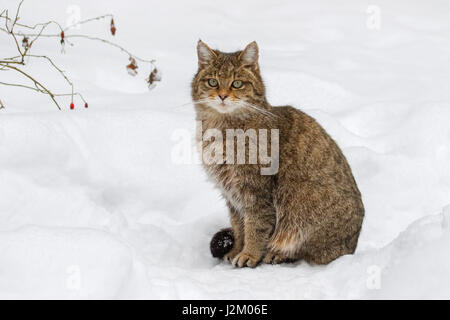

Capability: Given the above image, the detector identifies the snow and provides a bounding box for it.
[0,0,449,299]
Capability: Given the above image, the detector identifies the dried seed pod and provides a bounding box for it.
[147,67,161,89]
[126,57,138,76]
[110,18,116,36]
[22,36,29,49]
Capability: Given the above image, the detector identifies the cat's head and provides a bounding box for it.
[191,40,266,115]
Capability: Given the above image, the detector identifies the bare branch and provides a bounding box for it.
[23,54,73,85]
[65,35,156,65]
[0,81,86,102]
[4,10,24,58]
[3,64,62,110]
[64,14,113,31]
[0,81,42,92]
[0,0,158,110]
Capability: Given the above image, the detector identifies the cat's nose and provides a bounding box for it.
[219,93,228,101]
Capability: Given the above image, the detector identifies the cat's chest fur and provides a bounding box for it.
[196,117,274,213]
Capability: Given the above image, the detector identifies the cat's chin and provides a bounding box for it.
[207,102,242,114]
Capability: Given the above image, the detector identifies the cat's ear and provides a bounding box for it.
[197,40,217,67]
[239,41,259,67]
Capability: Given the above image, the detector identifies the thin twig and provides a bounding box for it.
[4,10,23,58]
[3,31,156,65]
[1,0,63,32]
[64,14,113,31]
[17,54,72,85]
[3,64,62,110]
[0,81,86,102]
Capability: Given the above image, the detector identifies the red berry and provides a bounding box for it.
[70,103,74,110]
[85,102,88,108]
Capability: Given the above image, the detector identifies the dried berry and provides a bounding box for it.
[110,19,116,36]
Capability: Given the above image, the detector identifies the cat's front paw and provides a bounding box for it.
[263,251,287,264]
[224,247,241,263]
[231,251,261,268]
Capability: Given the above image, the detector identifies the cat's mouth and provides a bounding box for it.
[205,97,242,114]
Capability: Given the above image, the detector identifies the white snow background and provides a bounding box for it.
[0,0,449,299]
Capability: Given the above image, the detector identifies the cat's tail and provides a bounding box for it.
[210,228,234,258]
[210,226,306,260]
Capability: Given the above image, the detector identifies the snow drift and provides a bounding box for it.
[0,0,449,299]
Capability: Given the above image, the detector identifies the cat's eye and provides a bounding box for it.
[208,78,218,87]
[232,80,243,89]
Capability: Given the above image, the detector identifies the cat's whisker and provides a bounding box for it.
[239,101,278,119]
[175,97,278,119]
[193,98,215,104]
[242,105,271,118]
[239,101,277,116]
[166,98,214,110]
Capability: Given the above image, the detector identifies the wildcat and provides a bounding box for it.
[192,40,364,267]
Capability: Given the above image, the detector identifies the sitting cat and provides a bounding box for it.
[192,40,364,267]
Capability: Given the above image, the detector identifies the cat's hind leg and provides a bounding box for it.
[263,250,296,264]
[267,226,306,262]
[301,219,363,265]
